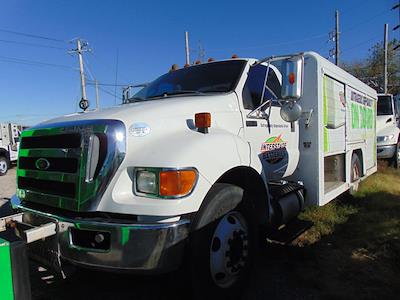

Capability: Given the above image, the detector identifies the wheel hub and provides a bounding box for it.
[209,211,249,288]
[0,161,7,173]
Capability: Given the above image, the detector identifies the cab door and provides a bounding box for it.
[240,64,299,181]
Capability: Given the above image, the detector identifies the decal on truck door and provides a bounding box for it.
[260,134,287,164]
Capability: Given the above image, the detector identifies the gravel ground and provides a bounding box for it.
[0,167,16,199]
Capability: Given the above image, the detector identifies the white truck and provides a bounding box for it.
[6,52,377,296]
[0,123,21,175]
[376,93,400,168]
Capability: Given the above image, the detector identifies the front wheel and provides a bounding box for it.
[188,183,257,299]
[0,156,9,176]
[392,142,400,169]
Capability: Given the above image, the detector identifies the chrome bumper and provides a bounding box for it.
[12,196,190,273]
[377,144,396,159]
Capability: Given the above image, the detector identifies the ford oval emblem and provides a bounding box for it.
[129,122,151,137]
[35,158,50,171]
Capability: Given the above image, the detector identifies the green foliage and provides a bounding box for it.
[342,39,400,95]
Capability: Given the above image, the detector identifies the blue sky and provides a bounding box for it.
[0,0,398,125]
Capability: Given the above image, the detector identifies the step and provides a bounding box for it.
[267,218,314,245]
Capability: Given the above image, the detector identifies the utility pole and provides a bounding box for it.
[77,39,87,104]
[393,1,400,51]
[384,23,389,94]
[70,39,90,110]
[335,10,340,66]
[95,79,100,110]
[184,31,190,65]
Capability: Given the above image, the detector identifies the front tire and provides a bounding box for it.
[392,142,400,169]
[188,183,257,299]
[0,156,9,176]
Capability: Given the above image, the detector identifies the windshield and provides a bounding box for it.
[129,60,246,101]
[377,95,393,116]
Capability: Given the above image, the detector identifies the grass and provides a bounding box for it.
[289,163,400,299]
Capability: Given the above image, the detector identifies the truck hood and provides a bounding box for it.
[38,94,240,129]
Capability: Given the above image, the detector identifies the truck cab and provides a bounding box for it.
[377,94,400,168]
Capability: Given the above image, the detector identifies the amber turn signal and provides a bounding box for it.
[195,112,211,133]
[159,169,197,197]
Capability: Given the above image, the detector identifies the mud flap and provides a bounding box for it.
[0,230,32,300]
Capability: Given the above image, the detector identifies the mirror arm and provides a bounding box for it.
[246,99,272,119]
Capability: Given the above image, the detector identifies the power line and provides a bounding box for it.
[0,55,75,70]
[0,28,64,42]
[87,81,130,87]
[0,38,66,50]
[341,34,382,54]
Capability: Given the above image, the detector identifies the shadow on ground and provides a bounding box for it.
[31,193,400,300]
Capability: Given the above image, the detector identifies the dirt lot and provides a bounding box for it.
[0,168,16,199]
[1,166,400,299]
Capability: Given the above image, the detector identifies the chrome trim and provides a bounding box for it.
[13,196,190,273]
[132,167,199,199]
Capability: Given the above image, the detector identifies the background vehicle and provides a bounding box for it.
[4,52,376,297]
[376,93,400,168]
[0,123,23,175]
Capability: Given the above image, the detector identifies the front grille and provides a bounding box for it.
[19,157,78,173]
[20,133,81,149]
[18,176,76,198]
[17,120,126,212]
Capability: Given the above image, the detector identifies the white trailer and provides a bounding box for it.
[7,52,376,296]
[0,123,22,175]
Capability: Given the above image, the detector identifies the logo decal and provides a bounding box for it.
[260,135,287,152]
[35,158,50,170]
[129,122,151,137]
[260,134,288,164]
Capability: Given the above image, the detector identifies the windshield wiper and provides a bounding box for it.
[147,90,205,99]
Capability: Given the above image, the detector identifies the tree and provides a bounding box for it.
[342,39,400,96]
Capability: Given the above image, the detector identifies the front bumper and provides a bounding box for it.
[11,196,190,274]
[377,144,396,159]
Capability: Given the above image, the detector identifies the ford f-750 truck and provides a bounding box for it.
[2,52,377,298]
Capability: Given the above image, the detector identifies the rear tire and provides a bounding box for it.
[0,156,9,176]
[349,153,361,195]
[188,183,257,299]
[392,141,400,169]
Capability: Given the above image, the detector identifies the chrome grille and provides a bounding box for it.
[17,119,126,212]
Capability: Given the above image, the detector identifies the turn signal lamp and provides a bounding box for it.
[159,170,197,197]
[195,112,211,134]
[135,168,198,198]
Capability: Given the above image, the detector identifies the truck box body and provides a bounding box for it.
[285,53,377,206]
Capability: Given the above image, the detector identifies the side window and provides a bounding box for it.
[242,65,281,110]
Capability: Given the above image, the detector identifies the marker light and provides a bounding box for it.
[289,72,295,85]
[159,170,197,197]
[195,112,211,134]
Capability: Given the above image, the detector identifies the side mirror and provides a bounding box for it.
[281,56,304,100]
[280,102,302,122]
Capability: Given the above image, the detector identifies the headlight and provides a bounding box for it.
[377,135,395,142]
[136,170,158,194]
[135,168,197,198]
